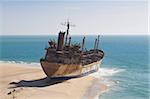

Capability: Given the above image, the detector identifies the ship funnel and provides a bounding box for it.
[82,36,85,52]
[57,31,65,51]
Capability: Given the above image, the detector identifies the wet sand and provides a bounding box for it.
[0,63,107,99]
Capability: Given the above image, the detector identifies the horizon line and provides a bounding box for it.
[0,34,149,36]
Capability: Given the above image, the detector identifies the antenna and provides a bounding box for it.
[61,19,75,45]
[61,21,76,27]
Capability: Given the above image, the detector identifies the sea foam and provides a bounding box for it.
[90,67,125,78]
[90,67,125,88]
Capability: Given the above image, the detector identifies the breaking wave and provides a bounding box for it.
[90,67,126,87]
[90,67,125,78]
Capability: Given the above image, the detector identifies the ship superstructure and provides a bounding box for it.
[40,21,104,78]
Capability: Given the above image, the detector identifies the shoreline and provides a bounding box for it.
[0,61,41,67]
[82,77,108,99]
[0,63,107,99]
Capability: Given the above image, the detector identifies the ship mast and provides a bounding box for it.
[65,21,69,45]
[96,35,100,49]
[82,36,85,52]
[61,20,75,46]
[94,38,97,50]
[68,36,71,47]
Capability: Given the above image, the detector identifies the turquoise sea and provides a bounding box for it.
[0,35,149,99]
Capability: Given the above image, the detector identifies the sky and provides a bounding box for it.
[0,0,148,35]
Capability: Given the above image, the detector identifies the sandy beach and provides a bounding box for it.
[0,63,107,99]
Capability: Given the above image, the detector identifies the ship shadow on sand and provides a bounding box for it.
[9,77,73,88]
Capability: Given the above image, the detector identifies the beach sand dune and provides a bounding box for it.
[0,63,107,99]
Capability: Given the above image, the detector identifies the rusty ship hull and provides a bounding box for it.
[40,21,104,78]
[40,60,101,78]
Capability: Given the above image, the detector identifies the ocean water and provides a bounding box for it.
[0,35,149,99]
